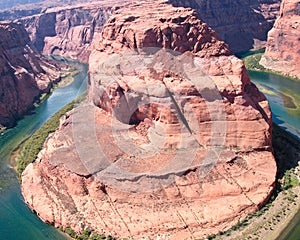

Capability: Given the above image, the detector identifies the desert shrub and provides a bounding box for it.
[65,227,76,238]
[207,234,216,240]
[243,53,266,70]
[16,95,84,175]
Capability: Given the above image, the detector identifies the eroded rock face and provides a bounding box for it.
[260,0,300,78]
[0,0,103,21]
[0,22,61,127]
[97,3,229,57]
[168,0,281,52]
[22,1,277,239]
[19,3,114,62]
[22,105,276,239]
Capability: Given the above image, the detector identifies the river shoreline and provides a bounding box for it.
[241,50,300,83]
[7,58,82,172]
[0,59,87,240]
[205,55,300,240]
[208,123,300,240]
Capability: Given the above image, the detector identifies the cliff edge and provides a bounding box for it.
[168,0,281,53]
[260,0,300,79]
[0,21,62,128]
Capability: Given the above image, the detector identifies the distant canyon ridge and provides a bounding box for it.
[0,0,292,128]
[0,0,282,54]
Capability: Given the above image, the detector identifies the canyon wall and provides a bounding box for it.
[0,21,62,128]
[3,0,281,56]
[0,0,97,20]
[19,3,115,62]
[21,1,277,239]
[260,0,300,78]
[168,0,281,52]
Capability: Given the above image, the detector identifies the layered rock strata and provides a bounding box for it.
[22,1,277,239]
[19,2,118,62]
[168,0,281,52]
[3,0,281,57]
[0,0,100,20]
[0,21,62,127]
[260,0,300,78]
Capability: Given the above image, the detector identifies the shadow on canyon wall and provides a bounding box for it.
[168,0,281,53]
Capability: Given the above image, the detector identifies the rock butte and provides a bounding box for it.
[0,21,62,128]
[21,1,277,239]
[261,0,300,79]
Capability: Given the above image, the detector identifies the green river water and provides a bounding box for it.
[0,65,299,239]
[248,71,300,240]
[0,60,87,239]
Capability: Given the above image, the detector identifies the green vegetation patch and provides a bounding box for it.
[279,87,300,118]
[57,65,80,88]
[241,50,300,82]
[243,53,266,71]
[16,95,85,175]
[279,92,297,109]
[61,227,118,240]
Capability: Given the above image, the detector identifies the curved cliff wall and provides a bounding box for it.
[168,0,281,52]
[8,0,282,57]
[0,21,61,127]
[19,3,114,62]
[260,0,300,78]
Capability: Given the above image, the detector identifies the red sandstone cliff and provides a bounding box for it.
[21,1,277,239]
[19,2,115,62]
[168,0,281,52]
[4,0,282,56]
[0,0,97,21]
[0,21,62,128]
[260,0,300,78]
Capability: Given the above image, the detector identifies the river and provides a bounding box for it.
[249,70,300,240]
[0,64,299,239]
[249,71,300,141]
[0,60,87,240]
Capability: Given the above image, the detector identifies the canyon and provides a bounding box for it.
[0,0,282,53]
[19,2,116,62]
[168,0,281,52]
[0,0,114,128]
[260,0,300,79]
[0,21,62,128]
[1,0,296,132]
[20,1,277,239]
